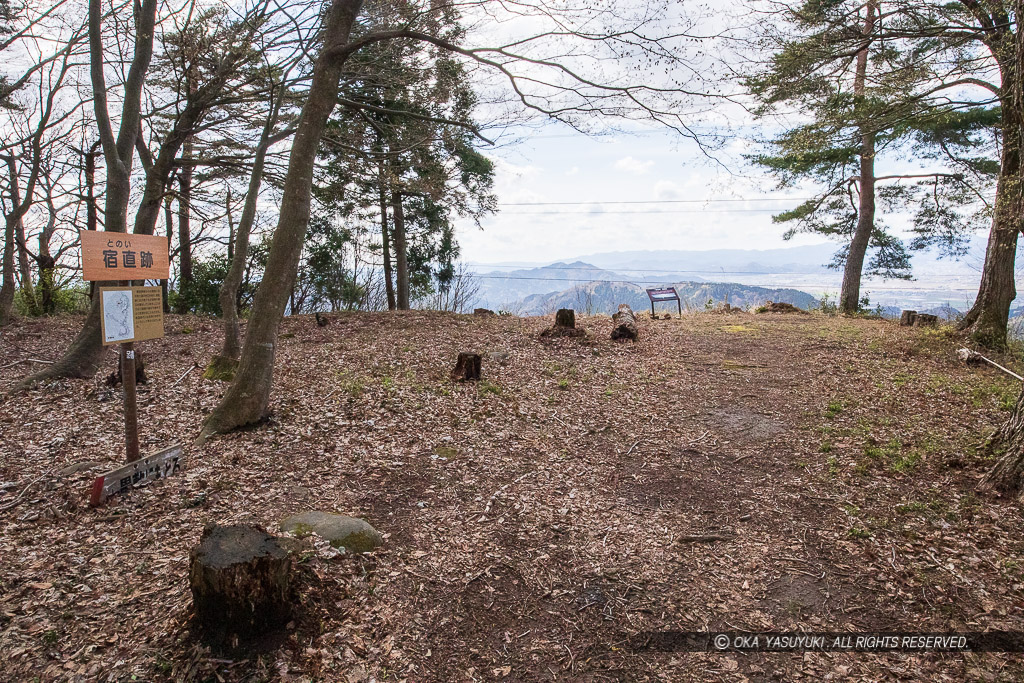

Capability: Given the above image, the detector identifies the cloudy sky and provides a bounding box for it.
[456,123,835,267]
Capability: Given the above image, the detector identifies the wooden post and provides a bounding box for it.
[120,279,139,463]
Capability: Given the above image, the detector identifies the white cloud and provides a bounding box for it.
[613,156,655,175]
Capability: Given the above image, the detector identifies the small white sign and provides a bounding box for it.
[102,289,135,343]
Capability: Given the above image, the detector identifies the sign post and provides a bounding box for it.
[646,287,682,317]
[80,232,170,465]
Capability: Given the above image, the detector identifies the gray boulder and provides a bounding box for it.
[280,511,382,553]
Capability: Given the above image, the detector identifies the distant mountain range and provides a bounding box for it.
[514,280,817,316]
[469,238,1024,314]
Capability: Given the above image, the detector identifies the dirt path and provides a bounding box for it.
[1,311,1023,681]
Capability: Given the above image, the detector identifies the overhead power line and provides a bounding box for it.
[469,274,979,292]
[499,197,815,206]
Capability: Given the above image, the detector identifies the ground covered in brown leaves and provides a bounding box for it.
[2,310,1024,681]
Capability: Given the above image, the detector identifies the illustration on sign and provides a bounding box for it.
[102,289,135,343]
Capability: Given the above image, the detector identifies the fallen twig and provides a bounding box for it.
[171,364,198,388]
[0,474,47,513]
[675,533,735,543]
[625,440,640,456]
[733,454,753,464]
[0,358,53,371]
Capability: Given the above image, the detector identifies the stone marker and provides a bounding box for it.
[280,511,383,552]
[188,523,292,643]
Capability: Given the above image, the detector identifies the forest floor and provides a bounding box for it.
[2,309,1024,681]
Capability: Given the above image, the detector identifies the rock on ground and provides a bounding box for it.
[280,511,382,552]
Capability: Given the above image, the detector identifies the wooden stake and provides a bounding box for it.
[121,341,140,463]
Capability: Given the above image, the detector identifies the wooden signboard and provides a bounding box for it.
[646,287,682,316]
[99,286,164,345]
[81,231,170,281]
[89,444,184,506]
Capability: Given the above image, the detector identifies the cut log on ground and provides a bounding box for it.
[189,523,293,645]
[611,304,639,342]
[541,308,585,338]
[473,308,495,317]
[914,313,939,327]
[451,352,482,381]
[900,310,917,326]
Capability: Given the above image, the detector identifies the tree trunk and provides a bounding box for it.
[0,211,15,326]
[218,120,275,360]
[958,28,1023,350]
[379,158,395,311]
[980,388,1024,499]
[611,304,639,341]
[839,1,878,315]
[176,140,194,311]
[197,0,365,441]
[15,211,36,316]
[162,197,173,312]
[391,189,409,310]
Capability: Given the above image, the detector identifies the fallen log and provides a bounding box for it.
[451,352,482,381]
[611,304,639,342]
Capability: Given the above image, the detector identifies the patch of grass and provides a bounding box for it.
[433,446,458,459]
[820,440,833,454]
[896,501,928,514]
[892,371,914,387]
[478,380,503,396]
[721,324,753,333]
[848,526,872,539]
[825,400,844,417]
[334,369,366,397]
[557,378,570,390]
[827,455,839,477]
[891,450,921,473]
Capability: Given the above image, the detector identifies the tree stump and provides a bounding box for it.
[451,352,482,381]
[900,310,917,326]
[189,524,292,644]
[473,308,495,317]
[106,352,148,387]
[541,308,585,338]
[555,308,576,329]
[914,313,939,327]
[611,304,639,342]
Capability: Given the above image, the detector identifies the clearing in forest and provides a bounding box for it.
[1,310,1023,681]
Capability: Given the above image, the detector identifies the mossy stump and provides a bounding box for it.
[203,355,239,382]
[188,524,292,645]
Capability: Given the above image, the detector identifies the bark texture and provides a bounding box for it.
[980,388,1024,500]
[451,352,482,382]
[391,189,409,310]
[188,523,292,644]
[611,304,639,342]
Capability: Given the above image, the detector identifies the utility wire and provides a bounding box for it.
[469,274,979,292]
